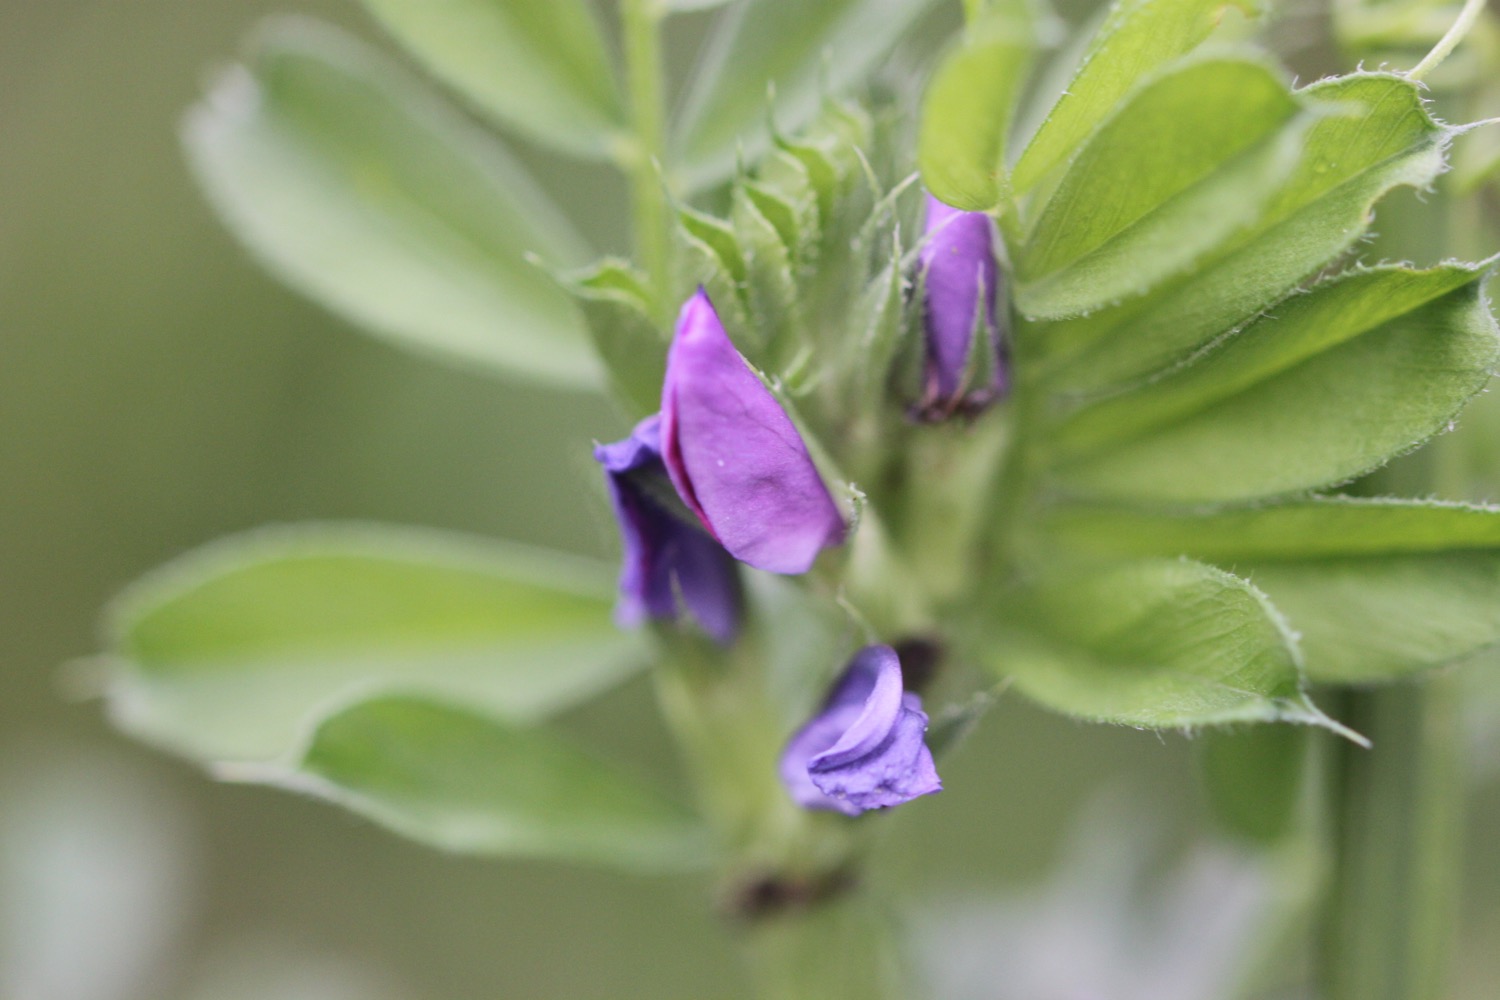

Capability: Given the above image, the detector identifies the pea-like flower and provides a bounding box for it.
[661,289,845,574]
[780,644,942,815]
[595,416,743,644]
[916,193,1008,420]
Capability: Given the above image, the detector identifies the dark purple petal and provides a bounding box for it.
[595,416,742,643]
[660,289,844,575]
[780,645,942,816]
[917,193,1007,418]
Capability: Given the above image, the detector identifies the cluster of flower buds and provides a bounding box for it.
[594,192,1002,815]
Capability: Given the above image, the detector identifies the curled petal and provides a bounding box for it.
[661,290,845,575]
[918,194,1007,417]
[780,645,942,815]
[595,416,742,643]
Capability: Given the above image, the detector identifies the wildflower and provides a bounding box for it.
[595,415,743,644]
[661,289,845,574]
[780,644,942,815]
[916,193,1007,420]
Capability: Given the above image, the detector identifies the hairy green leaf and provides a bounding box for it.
[184,19,598,387]
[1252,555,1500,682]
[1042,496,1500,561]
[1050,266,1499,503]
[103,525,640,763]
[918,0,1040,211]
[1033,74,1449,394]
[987,558,1326,729]
[1040,498,1500,681]
[1014,56,1309,318]
[673,0,939,190]
[359,0,626,158]
[1011,0,1264,192]
[269,696,712,871]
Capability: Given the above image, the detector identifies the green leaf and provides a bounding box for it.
[184,19,599,387]
[1033,74,1449,395]
[1197,724,1307,843]
[673,0,939,190]
[1041,495,1500,562]
[1014,55,1309,318]
[987,558,1326,729]
[103,525,642,763]
[276,696,711,871]
[567,260,666,417]
[1039,498,1500,682]
[1251,555,1500,683]
[1011,0,1263,192]
[358,0,626,158]
[1049,265,1499,504]
[917,1,1040,211]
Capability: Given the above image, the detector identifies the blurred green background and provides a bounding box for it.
[2,2,1498,998]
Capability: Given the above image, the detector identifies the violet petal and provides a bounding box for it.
[594,415,742,644]
[919,194,1006,412]
[660,289,845,574]
[780,645,942,816]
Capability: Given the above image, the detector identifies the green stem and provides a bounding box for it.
[621,0,671,314]
[744,886,909,1000]
[1408,0,1488,80]
[1320,680,1463,1000]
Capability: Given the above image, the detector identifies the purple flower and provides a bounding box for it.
[916,193,1008,420]
[595,416,743,644]
[661,289,845,575]
[780,645,942,815]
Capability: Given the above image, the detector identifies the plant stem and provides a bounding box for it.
[1319,680,1463,1000]
[1408,0,1488,80]
[621,0,671,314]
[744,886,909,1000]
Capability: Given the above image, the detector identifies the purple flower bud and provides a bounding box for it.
[916,193,1007,420]
[661,289,845,575]
[595,415,743,644]
[780,645,942,815]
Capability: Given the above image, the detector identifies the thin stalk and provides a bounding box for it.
[1408,0,1488,80]
[621,0,671,315]
[744,888,909,1000]
[1319,681,1463,1000]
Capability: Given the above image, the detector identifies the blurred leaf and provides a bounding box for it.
[989,558,1328,729]
[359,0,626,158]
[673,0,939,191]
[918,0,1040,211]
[1250,555,1500,682]
[1197,725,1307,843]
[184,19,599,387]
[1034,74,1450,394]
[1042,495,1500,561]
[1041,498,1500,681]
[1049,265,1499,504]
[1010,0,1264,193]
[270,696,712,871]
[567,260,666,417]
[1015,55,1307,318]
[104,524,642,763]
